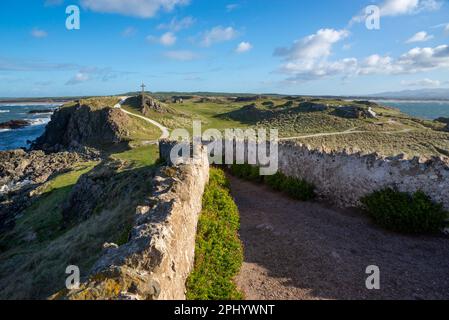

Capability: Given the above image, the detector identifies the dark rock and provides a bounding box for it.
[299,102,329,112]
[31,104,130,153]
[334,105,377,119]
[235,95,265,103]
[0,120,30,130]
[28,109,54,114]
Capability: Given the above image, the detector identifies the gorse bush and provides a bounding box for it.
[361,188,448,234]
[231,164,315,201]
[186,168,243,300]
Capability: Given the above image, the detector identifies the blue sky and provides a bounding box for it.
[0,0,448,97]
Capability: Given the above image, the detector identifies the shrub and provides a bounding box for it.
[281,175,316,201]
[361,188,448,234]
[230,164,263,182]
[186,168,243,300]
[264,172,284,191]
[230,165,315,201]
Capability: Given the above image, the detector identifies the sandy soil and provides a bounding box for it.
[230,176,449,300]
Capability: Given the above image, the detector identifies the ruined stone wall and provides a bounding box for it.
[53,142,209,300]
[278,142,449,209]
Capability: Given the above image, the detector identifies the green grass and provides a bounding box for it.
[186,168,244,300]
[111,144,159,168]
[0,163,98,250]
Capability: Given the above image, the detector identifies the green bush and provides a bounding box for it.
[281,175,316,201]
[186,168,243,300]
[361,188,448,234]
[230,164,263,182]
[231,165,315,201]
[264,172,285,191]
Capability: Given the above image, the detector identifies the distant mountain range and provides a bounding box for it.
[367,88,449,100]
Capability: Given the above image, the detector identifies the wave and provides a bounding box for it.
[0,129,11,133]
[26,118,51,126]
[0,103,62,107]
[0,110,10,113]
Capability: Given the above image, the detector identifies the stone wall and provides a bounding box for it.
[278,141,449,209]
[53,142,209,300]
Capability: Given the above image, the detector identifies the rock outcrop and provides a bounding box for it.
[124,95,174,115]
[31,103,131,153]
[0,120,30,130]
[0,149,93,233]
[334,105,377,119]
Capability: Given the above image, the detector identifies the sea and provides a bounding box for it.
[0,100,449,151]
[0,103,61,151]
[375,100,449,120]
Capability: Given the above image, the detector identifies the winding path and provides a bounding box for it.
[230,176,449,300]
[114,97,170,141]
[280,127,414,141]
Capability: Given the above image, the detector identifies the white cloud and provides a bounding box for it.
[226,4,240,12]
[276,30,449,81]
[401,78,441,87]
[157,16,195,32]
[121,27,137,37]
[164,50,199,61]
[31,28,48,38]
[406,31,434,43]
[274,29,353,81]
[200,26,238,47]
[66,72,89,85]
[147,32,177,46]
[274,29,349,61]
[80,0,190,18]
[160,32,177,46]
[351,0,442,24]
[235,42,253,53]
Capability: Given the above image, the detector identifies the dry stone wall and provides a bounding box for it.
[278,142,449,209]
[52,142,209,300]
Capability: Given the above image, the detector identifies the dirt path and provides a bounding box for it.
[230,176,449,300]
[279,128,413,140]
[114,97,170,141]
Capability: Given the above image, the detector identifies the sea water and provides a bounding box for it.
[0,103,61,151]
[377,100,449,120]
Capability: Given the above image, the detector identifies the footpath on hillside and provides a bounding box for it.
[229,176,449,300]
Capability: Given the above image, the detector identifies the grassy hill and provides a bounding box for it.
[156,95,449,158]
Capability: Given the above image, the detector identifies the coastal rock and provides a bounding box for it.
[0,120,30,130]
[0,149,93,233]
[31,103,130,153]
[28,109,54,114]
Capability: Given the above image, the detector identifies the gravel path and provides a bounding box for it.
[230,176,449,300]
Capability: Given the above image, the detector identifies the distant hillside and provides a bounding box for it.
[368,88,449,100]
